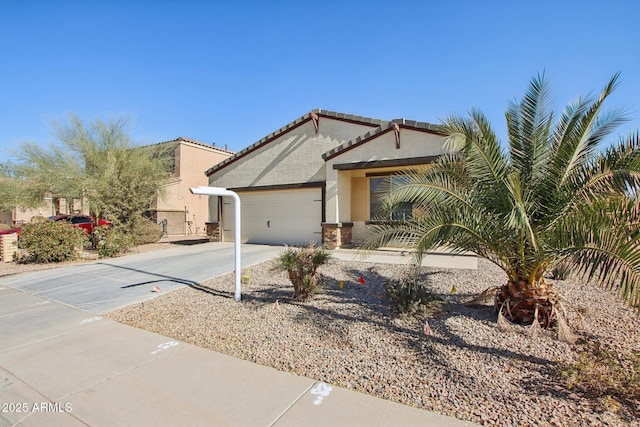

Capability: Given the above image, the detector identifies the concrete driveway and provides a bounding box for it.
[0,242,280,314]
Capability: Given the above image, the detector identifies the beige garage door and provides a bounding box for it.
[221,188,322,245]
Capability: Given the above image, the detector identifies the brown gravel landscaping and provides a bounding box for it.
[108,257,640,427]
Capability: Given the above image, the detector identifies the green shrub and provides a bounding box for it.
[94,227,133,258]
[131,218,162,245]
[18,217,87,263]
[556,341,640,406]
[273,244,331,300]
[383,266,441,316]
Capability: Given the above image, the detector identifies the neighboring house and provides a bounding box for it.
[146,137,234,236]
[1,138,233,236]
[0,196,85,226]
[204,109,451,248]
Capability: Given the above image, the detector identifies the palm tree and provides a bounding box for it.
[367,73,640,329]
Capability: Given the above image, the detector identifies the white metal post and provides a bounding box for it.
[230,191,241,301]
[190,186,242,301]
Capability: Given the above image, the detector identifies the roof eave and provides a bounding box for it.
[322,120,444,162]
[204,109,384,177]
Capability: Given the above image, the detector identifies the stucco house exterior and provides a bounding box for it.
[0,196,84,227]
[204,109,451,248]
[1,138,233,237]
[146,137,234,236]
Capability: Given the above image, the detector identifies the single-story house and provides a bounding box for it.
[204,109,452,249]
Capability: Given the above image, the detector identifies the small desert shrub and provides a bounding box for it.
[94,227,133,258]
[18,217,86,263]
[131,218,162,245]
[273,244,331,300]
[557,341,640,406]
[240,269,251,285]
[384,266,441,316]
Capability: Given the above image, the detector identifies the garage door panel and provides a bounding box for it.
[222,189,322,245]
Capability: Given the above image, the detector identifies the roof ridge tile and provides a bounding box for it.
[145,137,235,155]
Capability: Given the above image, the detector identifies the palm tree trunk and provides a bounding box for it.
[495,280,558,328]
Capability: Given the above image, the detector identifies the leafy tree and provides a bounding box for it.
[367,73,640,329]
[11,115,174,238]
[0,161,42,214]
[0,163,17,213]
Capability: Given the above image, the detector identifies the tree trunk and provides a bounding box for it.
[494,280,558,328]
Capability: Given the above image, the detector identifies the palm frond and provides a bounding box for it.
[441,111,511,214]
[550,132,640,224]
[549,196,640,307]
[367,73,640,314]
[380,162,472,213]
[551,73,627,188]
[507,72,555,188]
[504,171,539,251]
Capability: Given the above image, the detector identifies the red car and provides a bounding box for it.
[49,215,112,234]
[0,227,21,236]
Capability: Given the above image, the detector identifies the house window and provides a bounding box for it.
[369,175,413,221]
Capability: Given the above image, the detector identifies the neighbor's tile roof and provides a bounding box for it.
[150,137,236,155]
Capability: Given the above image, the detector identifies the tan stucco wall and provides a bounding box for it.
[207,119,376,191]
[205,119,449,244]
[156,141,231,235]
[351,177,368,221]
[325,128,449,223]
[2,206,49,225]
[0,206,51,225]
[332,128,447,166]
[0,197,84,226]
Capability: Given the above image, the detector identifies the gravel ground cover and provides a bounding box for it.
[109,257,640,427]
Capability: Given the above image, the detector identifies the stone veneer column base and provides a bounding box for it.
[321,222,353,249]
[205,222,220,242]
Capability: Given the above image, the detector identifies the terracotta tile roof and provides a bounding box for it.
[203,110,442,176]
[148,137,236,155]
[316,109,387,126]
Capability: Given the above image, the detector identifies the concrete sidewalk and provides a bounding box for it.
[1,243,477,426]
[331,247,478,270]
[0,284,476,426]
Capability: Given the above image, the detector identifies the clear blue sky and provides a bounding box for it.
[1,0,639,157]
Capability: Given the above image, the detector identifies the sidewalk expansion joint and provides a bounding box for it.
[267,381,317,427]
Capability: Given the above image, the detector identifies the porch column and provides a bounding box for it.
[321,222,353,249]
